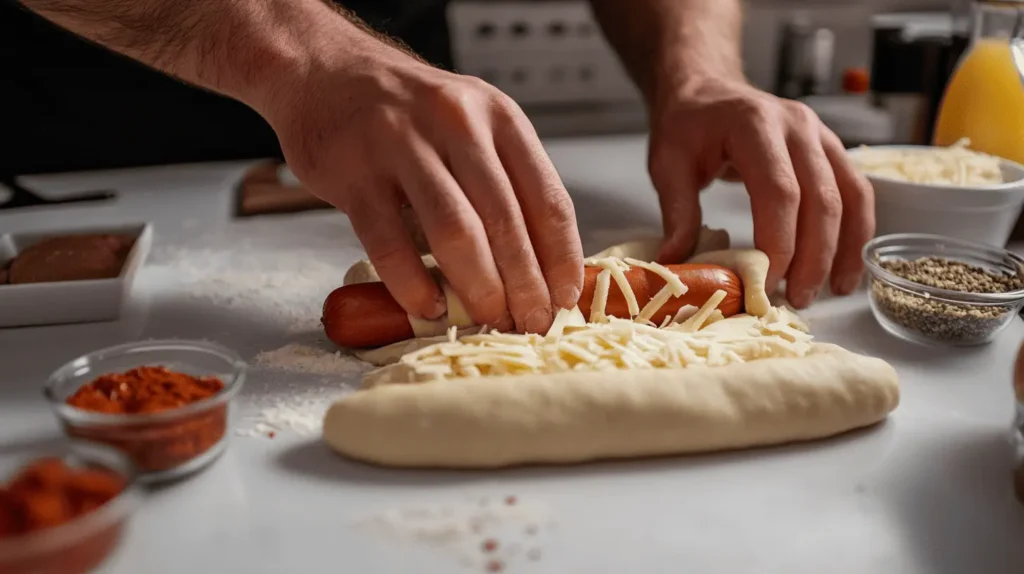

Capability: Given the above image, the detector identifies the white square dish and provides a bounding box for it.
[0,222,153,328]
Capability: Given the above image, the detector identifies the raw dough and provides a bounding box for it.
[353,328,484,366]
[689,249,772,318]
[326,234,899,469]
[323,345,899,469]
[587,226,730,262]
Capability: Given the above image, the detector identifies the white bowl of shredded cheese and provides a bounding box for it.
[847,140,1024,247]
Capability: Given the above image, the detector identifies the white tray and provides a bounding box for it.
[0,222,153,328]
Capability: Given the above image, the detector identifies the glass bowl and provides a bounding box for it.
[44,340,247,483]
[862,233,1024,346]
[0,441,140,574]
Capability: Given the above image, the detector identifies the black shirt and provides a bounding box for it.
[0,1,449,175]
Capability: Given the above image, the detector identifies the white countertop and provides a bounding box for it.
[2,134,1024,574]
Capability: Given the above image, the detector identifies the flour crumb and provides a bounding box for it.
[354,496,554,572]
[236,344,369,439]
[255,343,368,376]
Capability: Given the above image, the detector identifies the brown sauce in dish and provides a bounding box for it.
[5,234,134,285]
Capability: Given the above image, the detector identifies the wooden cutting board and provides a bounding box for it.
[235,161,331,217]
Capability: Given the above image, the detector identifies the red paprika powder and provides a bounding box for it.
[64,366,228,473]
[0,458,127,574]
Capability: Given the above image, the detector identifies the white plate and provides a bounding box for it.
[0,222,153,328]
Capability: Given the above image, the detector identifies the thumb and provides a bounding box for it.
[652,162,704,264]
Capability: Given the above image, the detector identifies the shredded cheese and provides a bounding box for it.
[368,256,814,385]
[850,138,1006,186]
[590,269,612,323]
[370,305,813,384]
[637,283,678,324]
[585,256,639,317]
[678,289,727,333]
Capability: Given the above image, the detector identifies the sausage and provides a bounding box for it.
[322,263,743,349]
[322,282,415,349]
[577,263,742,324]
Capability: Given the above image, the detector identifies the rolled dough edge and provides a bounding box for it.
[323,347,899,469]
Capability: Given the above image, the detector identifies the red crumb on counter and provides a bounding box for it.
[504,496,517,506]
[481,538,498,553]
[485,559,504,572]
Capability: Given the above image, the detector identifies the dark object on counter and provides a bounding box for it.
[869,12,969,145]
[6,234,135,285]
[0,177,116,211]
[774,14,835,99]
[234,162,331,217]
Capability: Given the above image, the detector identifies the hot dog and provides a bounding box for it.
[323,263,743,349]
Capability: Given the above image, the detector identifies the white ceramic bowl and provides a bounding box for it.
[0,222,153,327]
[847,145,1024,248]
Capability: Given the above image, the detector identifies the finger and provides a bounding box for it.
[446,122,553,334]
[783,111,843,308]
[821,128,876,295]
[345,183,446,321]
[495,106,585,316]
[726,115,800,296]
[649,150,703,264]
[395,133,513,331]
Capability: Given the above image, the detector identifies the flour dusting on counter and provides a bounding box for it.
[255,343,368,376]
[236,389,350,439]
[152,245,348,333]
[354,495,555,572]
[237,342,370,439]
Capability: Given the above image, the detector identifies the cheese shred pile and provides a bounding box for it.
[371,256,814,384]
[850,138,1005,186]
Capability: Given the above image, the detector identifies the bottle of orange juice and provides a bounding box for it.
[933,1,1024,165]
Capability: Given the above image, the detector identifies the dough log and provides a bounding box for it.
[323,347,900,469]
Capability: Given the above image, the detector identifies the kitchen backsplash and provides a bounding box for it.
[448,0,950,136]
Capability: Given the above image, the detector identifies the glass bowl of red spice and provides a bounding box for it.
[44,339,247,483]
[0,441,140,574]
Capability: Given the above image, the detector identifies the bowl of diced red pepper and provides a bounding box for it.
[0,441,140,574]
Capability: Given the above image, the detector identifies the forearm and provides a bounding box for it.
[589,0,744,104]
[14,0,392,113]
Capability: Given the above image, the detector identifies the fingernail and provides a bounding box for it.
[836,274,862,295]
[428,296,446,319]
[524,307,553,334]
[553,285,581,308]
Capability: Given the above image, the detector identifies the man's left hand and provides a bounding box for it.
[648,76,875,309]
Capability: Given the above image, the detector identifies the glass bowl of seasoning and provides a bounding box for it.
[0,441,140,574]
[862,233,1024,346]
[44,339,247,483]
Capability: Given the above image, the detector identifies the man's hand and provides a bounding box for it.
[266,40,584,334]
[590,0,875,309]
[648,76,874,308]
[16,0,584,334]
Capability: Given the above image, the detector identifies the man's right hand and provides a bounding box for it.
[259,18,583,335]
[17,0,583,335]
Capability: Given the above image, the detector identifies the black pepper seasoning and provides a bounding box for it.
[871,256,1024,344]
